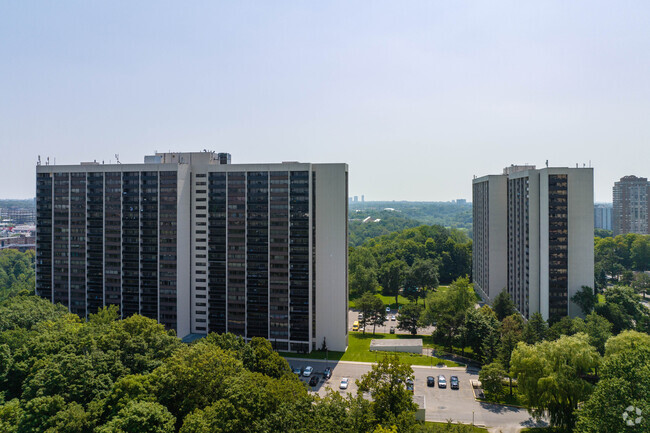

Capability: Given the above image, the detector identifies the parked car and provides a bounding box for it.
[438,375,447,388]
[427,376,435,387]
[390,315,396,321]
[450,375,459,389]
[385,306,391,312]
[309,375,319,387]
[406,378,414,393]
[323,367,332,379]
[340,377,349,389]
[358,313,363,319]
[389,326,395,334]
[292,367,301,375]
[303,366,313,377]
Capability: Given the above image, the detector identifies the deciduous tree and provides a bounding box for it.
[510,333,600,431]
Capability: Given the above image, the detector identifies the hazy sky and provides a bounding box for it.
[2,1,649,202]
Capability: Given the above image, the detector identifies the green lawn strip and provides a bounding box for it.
[520,428,560,432]
[424,421,488,432]
[477,384,525,407]
[342,333,461,367]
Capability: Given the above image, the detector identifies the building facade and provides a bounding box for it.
[36,152,348,352]
[594,203,612,231]
[472,165,594,321]
[612,176,650,236]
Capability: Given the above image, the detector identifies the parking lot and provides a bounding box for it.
[348,308,436,335]
[288,359,547,432]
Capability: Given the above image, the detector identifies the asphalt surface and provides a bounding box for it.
[288,359,548,433]
[349,308,436,335]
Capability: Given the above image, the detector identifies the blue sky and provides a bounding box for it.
[2,1,649,202]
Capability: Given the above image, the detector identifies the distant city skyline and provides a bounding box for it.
[2,1,650,202]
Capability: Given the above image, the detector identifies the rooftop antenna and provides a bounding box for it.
[115,154,121,164]
[545,159,548,167]
[46,157,49,166]
[37,155,41,166]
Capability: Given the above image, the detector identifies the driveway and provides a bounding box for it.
[287,358,548,433]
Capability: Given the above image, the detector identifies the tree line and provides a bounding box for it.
[349,224,472,305]
[594,233,650,290]
[0,296,476,432]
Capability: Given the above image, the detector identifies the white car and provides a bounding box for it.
[391,315,396,321]
[339,377,349,389]
[303,366,313,377]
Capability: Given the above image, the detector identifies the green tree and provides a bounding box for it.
[16,395,67,433]
[404,258,439,306]
[572,312,613,355]
[356,293,382,334]
[463,306,499,363]
[604,329,650,357]
[631,235,650,271]
[571,285,597,316]
[575,334,650,433]
[378,260,406,309]
[498,314,524,394]
[510,333,601,431]
[478,362,506,399]
[0,399,22,433]
[422,277,475,351]
[356,354,417,427]
[396,303,423,335]
[98,401,175,433]
[522,312,547,344]
[150,343,244,423]
[491,289,516,321]
[632,272,650,299]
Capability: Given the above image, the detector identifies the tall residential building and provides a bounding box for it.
[473,165,594,321]
[594,203,612,231]
[612,176,650,236]
[36,151,349,352]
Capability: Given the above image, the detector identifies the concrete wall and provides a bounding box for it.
[313,164,349,353]
[567,169,594,317]
[176,164,192,338]
[487,175,508,301]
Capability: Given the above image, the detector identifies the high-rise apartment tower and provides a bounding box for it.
[473,165,594,321]
[36,152,349,352]
[612,175,650,236]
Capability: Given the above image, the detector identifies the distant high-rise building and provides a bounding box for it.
[456,199,467,205]
[612,176,649,236]
[36,151,349,352]
[594,203,612,231]
[361,195,365,203]
[473,165,594,321]
[353,196,358,202]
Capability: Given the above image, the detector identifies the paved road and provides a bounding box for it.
[288,359,548,433]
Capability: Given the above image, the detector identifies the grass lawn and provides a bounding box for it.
[520,428,560,432]
[342,332,460,367]
[282,332,462,367]
[424,421,488,432]
[597,293,605,304]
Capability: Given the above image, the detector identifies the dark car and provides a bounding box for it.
[426,376,435,387]
[323,367,332,379]
[405,378,414,393]
[389,326,395,334]
[309,375,319,387]
[450,375,459,390]
[292,367,302,375]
